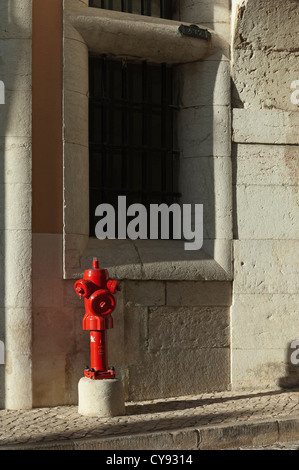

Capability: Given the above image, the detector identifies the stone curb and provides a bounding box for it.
[1,416,299,451]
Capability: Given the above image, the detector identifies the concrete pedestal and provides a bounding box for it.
[78,377,126,417]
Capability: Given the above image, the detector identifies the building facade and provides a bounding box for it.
[0,0,298,409]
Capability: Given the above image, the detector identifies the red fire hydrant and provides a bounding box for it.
[74,257,120,380]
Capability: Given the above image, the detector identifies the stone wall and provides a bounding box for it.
[2,0,298,410]
[121,280,231,400]
[231,0,299,389]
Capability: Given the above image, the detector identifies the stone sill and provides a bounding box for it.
[66,7,222,64]
[65,238,233,282]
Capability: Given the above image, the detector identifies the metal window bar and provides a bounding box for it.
[89,57,180,237]
[121,62,128,194]
[89,0,172,19]
[141,61,148,206]
[101,57,107,201]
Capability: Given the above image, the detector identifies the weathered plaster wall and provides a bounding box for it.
[231,0,299,389]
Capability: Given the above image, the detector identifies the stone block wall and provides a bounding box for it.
[231,0,299,390]
[122,280,231,400]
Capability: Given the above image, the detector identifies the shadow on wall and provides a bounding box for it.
[175,0,217,258]
[230,7,244,243]
[87,0,219,260]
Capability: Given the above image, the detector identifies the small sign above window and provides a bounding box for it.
[178,24,211,40]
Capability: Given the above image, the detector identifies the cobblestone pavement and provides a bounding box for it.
[1,388,299,450]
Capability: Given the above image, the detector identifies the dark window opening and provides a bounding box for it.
[89,56,180,238]
[89,0,173,19]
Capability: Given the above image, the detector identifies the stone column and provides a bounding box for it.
[0,0,33,409]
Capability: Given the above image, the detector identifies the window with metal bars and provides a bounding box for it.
[88,0,180,238]
[89,0,172,19]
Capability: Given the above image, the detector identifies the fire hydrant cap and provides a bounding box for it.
[90,289,116,316]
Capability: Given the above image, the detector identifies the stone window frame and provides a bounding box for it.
[62,0,233,282]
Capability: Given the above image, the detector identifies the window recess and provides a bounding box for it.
[89,56,180,238]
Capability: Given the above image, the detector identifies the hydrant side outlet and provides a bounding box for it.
[74,257,120,380]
